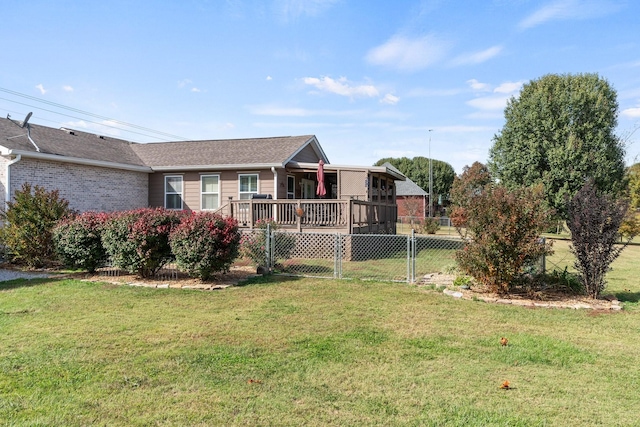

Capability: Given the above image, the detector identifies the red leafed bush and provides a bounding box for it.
[53,211,111,272]
[101,208,183,278]
[567,179,636,299]
[455,184,554,294]
[169,212,241,280]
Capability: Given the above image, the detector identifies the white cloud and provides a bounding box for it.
[303,76,379,98]
[519,0,622,30]
[62,85,74,92]
[380,94,399,105]
[467,96,510,111]
[450,45,503,66]
[365,34,452,72]
[467,79,491,92]
[622,107,640,118]
[35,84,46,95]
[494,81,524,94]
[191,87,202,93]
[266,76,273,81]
[177,79,192,88]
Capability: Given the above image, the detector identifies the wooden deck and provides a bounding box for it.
[218,199,397,234]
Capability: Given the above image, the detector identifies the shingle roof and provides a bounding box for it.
[0,117,322,171]
[0,117,146,166]
[382,162,428,196]
[130,135,318,168]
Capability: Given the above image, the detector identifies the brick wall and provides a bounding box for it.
[2,157,149,212]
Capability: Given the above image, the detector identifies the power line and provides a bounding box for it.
[0,87,192,141]
[0,97,180,142]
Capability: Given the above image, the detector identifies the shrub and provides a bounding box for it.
[169,212,241,280]
[0,183,73,267]
[567,180,635,299]
[415,217,440,234]
[455,184,554,294]
[101,208,182,278]
[53,212,110,272]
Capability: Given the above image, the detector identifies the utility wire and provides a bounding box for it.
[0,87,191,141]
[0,97,180,142]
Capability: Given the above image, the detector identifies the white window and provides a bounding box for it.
[201,175,220,210]
[287,175,295,199]
[165,176,183,210]
[239,174,258,200]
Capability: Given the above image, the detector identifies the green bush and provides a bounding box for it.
[415,217,440,234]
[101,208,182,278]
[53,212,110,272]
[169,212,241,280]
[0,183,73,267]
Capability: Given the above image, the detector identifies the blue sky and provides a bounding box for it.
[1,0,639,173]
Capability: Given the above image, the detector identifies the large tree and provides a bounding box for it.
[375,156,455,203]
[488,73,626,219]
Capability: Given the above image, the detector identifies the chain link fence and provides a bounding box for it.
[255,228,465,283]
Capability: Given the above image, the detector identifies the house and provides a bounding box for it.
[0,114,404,233]
[382,162,428,219]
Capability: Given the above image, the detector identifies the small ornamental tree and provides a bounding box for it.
[169,212,241,280]
[53,211,111,272]
[567,180,636,299]
[449,162,493,238]
[0,183,73,267]
[101,208,182,278]
[455,184,554,294]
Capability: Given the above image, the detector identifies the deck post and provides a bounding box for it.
[297,200,302,232]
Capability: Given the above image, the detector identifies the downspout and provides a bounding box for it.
[271,167,278,221]
[5,154,22,206]
[26,124,41,152]
[270,167,278,200]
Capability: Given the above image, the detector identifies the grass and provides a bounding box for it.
[3,274,640,425]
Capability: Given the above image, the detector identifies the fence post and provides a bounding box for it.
[334,233,339,279]
[266,223,272,269]
[407,230,412,283]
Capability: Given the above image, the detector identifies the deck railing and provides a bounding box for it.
[228,199,397,233]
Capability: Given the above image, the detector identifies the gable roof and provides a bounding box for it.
[0,117,330,172]
[131,135,328,170]
[0,117,149,171]
[382,162,428,196]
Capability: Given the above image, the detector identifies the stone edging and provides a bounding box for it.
[441,287,622,311]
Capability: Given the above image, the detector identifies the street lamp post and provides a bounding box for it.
[428,129,433,218]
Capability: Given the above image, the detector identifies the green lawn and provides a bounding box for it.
[3,274,640,425]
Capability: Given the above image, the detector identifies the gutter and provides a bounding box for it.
[150,163,284,172]
[1,149,152,173]
[5,154,21,206]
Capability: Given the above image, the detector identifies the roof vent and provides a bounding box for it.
[59,127,76,136]
[96,134,105,139]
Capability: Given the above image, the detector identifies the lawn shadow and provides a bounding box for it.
[0,277,59,291]
[235,274,303,287]
[614,291,640,303]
